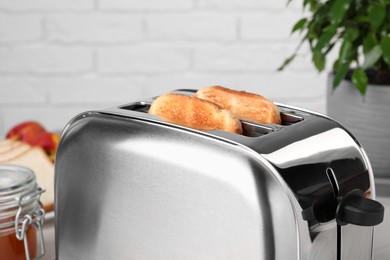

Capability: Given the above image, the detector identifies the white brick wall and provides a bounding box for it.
[146,13,237,41]
[98,0,193,10]
[193,44,294,72]
[98,46,192,73]
[0,46,93,73]
[196,0,297,10]
[0,15,42,43]
[0,0,94,11]
[0,0,326,136]
[240,11,301,40]
[46,14,144,43]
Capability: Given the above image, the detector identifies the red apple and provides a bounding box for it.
[6,121,46,144]
[30,132,60,161]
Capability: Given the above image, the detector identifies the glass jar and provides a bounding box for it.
[0,164,45,260]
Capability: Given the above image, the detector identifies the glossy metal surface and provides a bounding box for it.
[55,90,376,260]
[55,113,298,260]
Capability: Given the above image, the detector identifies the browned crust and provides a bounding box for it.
[148,93,243,134]
[195,86,281,124]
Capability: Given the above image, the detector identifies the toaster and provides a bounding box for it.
[55,89,384,260]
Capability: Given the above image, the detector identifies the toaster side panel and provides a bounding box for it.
[55,113,299,260]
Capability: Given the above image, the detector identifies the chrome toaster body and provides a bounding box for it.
[55,89,382,260]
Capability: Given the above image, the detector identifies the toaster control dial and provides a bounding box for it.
[336,189,384,226]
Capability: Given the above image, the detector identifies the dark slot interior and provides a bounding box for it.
[241,121,274,137]
[119,102,305,137]
[280,111,304,126]
[120,102,151,113]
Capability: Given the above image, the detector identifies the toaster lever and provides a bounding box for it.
[301,194,337,222]
[336,189,384,226]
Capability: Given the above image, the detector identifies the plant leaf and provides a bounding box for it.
[307,0,319,11]
[291,18,307,34]
[333,63,349,88]
[314,25,337,51]
[313,50,326,72]
[330,0,350,24]
[278,54,296,71]
[368,3,386,30]
[339,39,352,62]
[354,15,369,23]
[352,69,368,95]
[333,58,341,71]
[380,36,390,66]
[363,34,378,54]
[277,34,308,71]
[344,26,359,42]
[362,45,383,69]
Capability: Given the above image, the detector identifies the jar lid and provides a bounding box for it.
[0,164,35,194]
[0,165,39,228]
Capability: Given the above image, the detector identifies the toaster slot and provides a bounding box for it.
[241,121,274,137]
[118,102,304,138]
[280,111,304,126]
[120,102,151,113]
[170,89,198,96]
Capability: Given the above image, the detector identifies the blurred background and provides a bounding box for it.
[0,0,327,135]
[2,1,390,259]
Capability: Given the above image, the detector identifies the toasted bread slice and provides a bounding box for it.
[0,141,31,162]
[0,139,13,147]
[0,139,22,154]
[4,146,54,212]
[195,86,281,124]
[149,93,243,134]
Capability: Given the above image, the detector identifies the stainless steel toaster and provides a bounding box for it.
[55,89,384,260]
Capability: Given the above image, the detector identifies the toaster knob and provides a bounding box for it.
[336,189,384,226]
[301,193,338,223]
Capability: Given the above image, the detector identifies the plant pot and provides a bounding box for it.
[327,73,390,179]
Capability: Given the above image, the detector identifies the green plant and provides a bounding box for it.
[279,0,390,95]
